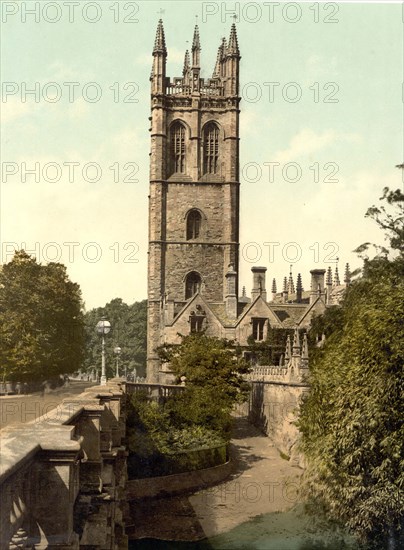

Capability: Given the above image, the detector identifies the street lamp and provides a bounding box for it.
[114,346,122,378]
[96,316,111,386]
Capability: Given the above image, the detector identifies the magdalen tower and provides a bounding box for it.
[147,20,241,382]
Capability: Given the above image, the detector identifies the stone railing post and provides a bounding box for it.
[31,427,81,549]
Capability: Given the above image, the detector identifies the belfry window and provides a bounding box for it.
[203,123,219,174]
[171,122,186,173]
[185,271,201,299]
[186,209,201,240]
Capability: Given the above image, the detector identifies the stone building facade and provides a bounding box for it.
[147,20,350,383]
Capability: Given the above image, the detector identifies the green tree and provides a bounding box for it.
[0,250,85,384]
[158,333,251,438]
[299,188,404,545]
[83,298,147,379]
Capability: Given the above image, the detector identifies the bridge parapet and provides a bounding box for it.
[0,380,128,549]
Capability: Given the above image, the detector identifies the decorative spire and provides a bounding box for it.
[285,335,292,362]
[287,265,295,294]
[212,39,224,78]
[326,266,333,285]
[283,276,288,293]
[183,49,190,76]
[153,19,167,55]
[242,285,246,297]
[296,273,303,303]
[344,263,351,286]
[292,328,301,355]
[334,265,340,286]
[192,24,200,53]
[296,273,303,291]
[301,333,309,360]
[227,22,240,55]
[271,278,277,293]
[301,333,309,370]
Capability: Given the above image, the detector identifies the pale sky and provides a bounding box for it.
[1,1,403,310]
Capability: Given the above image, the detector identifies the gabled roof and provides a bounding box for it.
[168,293,224,328]
[233,295,284,329]
[297,294,327,326]
[168,292,326,332]
[270,304,308,328]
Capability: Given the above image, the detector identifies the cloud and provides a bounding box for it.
[67,97,90,120]
[273,128,361,164]
[1,97,31,124]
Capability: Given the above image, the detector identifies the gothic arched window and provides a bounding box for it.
[185,271,201,299]
[203,122,219,175]
[186,209,202,240]
[171,122,186,174]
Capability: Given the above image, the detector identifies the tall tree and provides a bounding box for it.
[0,250,85,383]
[83,299,147,379]
[158,334,251,437]
[299,188,404,545]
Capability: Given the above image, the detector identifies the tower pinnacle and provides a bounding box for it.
[227,22,240,55]
[183,50,190,75]
[153,19,167,55]
[192,25,200,62]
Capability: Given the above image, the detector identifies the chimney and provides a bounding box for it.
[225,265,238,319]
[310,269,326,304]
[251,266,267,302]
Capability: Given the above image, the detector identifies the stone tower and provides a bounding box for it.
[147,20,241,382]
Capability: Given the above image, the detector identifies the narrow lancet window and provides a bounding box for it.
[203,123,219,174]
[186,209,202,240]
[185,271,201,299]
[171,122,186,173]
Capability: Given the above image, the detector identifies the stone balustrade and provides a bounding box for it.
[248,361,309,385]
[0,380,128,549]
[125,382,184,404]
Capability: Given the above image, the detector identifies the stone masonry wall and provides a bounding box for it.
[247,381,309,467]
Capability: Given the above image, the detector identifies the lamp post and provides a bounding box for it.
[114,346,122,378]
[96,317,111,386]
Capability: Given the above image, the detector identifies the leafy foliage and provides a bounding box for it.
[126,334,251,477]
[247,327,295,365]
[0,250,85,383]
[83,298,147,378]
[158,333,251,438]
[126,391,226,478]
[354,187,404,259]
[299,189,404,545]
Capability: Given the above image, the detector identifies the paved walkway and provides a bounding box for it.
[0,380,95,430]
[127,417,302,542]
